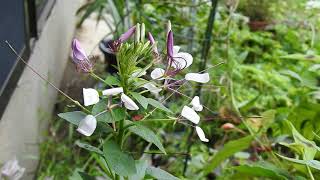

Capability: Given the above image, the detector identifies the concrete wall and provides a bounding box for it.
[0,0,80,179]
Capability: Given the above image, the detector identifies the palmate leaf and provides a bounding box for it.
[58,111,87,126]
[128,122,166,154]
[103,140,136,177]
[204,136,253,175]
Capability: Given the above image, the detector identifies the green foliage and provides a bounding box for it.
[232,161,290,179]
[103,140,136,176]
[58,111,87,126]
[128,122,166,154]
[204,136,253,174]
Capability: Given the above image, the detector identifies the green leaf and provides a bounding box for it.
[95,121,114,134]
[147,98,172,113]
[260,109,276,133]
[75,140,103,155]
[129,123,166,154]
[287,121,320,159]
[58,111,86,126]
[103,140,136,176]
[92,101,126,123]
[104,75,120,86]
[280,54,320,62]
[129,160,148,180]
[110,108,126,122]
[145,166,179,180]
[280,70,302,82]
[131,92,148,109]
[204,136,253,174]
[70,169,95,180]
[277,154,320,171]
[233,161,289,179]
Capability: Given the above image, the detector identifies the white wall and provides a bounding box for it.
[0,0,80,179]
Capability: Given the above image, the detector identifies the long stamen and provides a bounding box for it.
[5,41,90,114]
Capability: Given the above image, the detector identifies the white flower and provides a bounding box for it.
[143,82,162,95]
[306,0,320,9]
[121,93,139,110]
[195,126,209,142]
[171,46,193,69]
[1,157,25,180]
[151,68,165,79]
[83,88,99,106]
[77,115,97,136]
[173,46,180,54]
[185,73,210,83]
[191,96,203,111]
[102,87,123,96]
[181,106,200,124]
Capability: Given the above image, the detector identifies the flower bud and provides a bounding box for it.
[221,123,235,130]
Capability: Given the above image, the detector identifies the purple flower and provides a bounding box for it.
[118,26,136,43]
[163,30,193,77]
[71,39,93,73]
[167,30,174,58]
[102,26,136,54]
[148,32,159,55]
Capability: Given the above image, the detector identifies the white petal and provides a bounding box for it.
[195,126,209,142]
[181,106,200,124]
[121,93,139,110]
[77,115,97,136]
[185,73,210,83]
[83,88,99,106]
[102,87,123,96]
[150,68,165,79]
[143,83,162,95]
[173,46,180,54]
[172,52,193,69]
[1,157,25,180]
[191,96,203,112]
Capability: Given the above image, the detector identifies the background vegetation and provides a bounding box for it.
[37,0,320,179]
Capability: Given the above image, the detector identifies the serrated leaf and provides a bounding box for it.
[204,136,253,174]
[129,123,166,154]
[131,92,148,109]
[147,98,172,113]
[75,140,103,155]
[145,166,179,180]
[58,111,86,126]
[103,140,136,176]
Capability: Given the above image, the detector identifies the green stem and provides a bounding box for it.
[90,72,106,84]
[307,165,315,180]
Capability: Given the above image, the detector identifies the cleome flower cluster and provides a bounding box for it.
[71,22,210,142]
